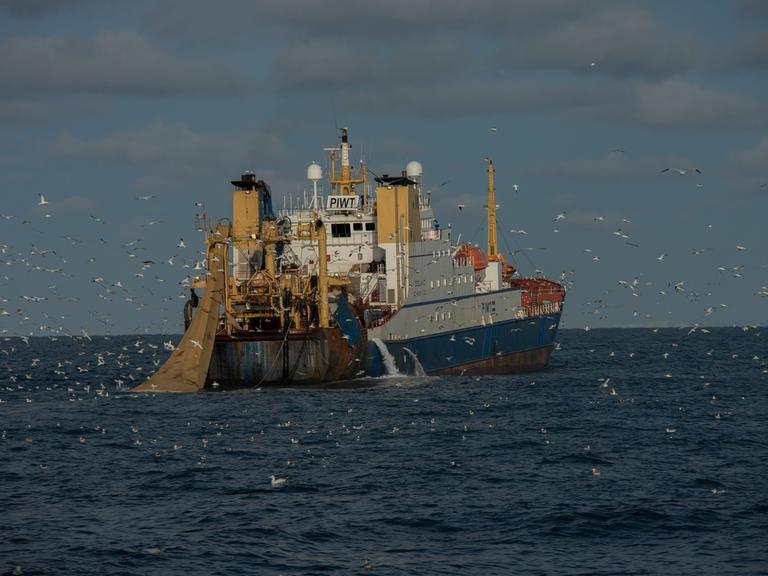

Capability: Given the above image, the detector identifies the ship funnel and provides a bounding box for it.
[232,171,257,190]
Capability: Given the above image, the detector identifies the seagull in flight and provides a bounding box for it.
[661,167,701,175]
[189,339,204,350]
[457,204,465,211]
[38,193,49,206]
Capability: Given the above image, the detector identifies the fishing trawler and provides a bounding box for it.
[132,129,564,392]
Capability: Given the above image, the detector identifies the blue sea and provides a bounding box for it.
[1,328,767,575]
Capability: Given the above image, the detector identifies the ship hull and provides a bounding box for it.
[368,312,561,377]
[207,327,368,387]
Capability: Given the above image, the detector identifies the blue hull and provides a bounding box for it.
[367,312,561,376]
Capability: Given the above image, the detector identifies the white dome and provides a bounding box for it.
[307,162,323,181]
[406,160,423,178]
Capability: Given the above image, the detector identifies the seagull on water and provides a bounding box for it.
[270,474,287,487]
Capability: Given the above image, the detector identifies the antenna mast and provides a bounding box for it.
[487,159,498,261]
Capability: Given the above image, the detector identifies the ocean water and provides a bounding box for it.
[1,328,767,575]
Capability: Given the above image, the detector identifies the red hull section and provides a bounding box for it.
[429,345,553,376]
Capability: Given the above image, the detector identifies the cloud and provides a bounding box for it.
[738,0,768,18]
[730,137,768,171]
[730,31,768,71]
[53,123,209,165]
[274,38,470,90]
[44,194,97,214]
[51,122,285,182]
[306,74,761,132]
[0,99,49,122]
[0,0,87,17]
[540,153,697,182]
[0,32,241,96]
[496,4,699,78]
[340,79,610,118]
[610,80,768,129]
[150,0,599,40]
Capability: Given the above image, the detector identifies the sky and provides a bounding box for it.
[0,0,766,336]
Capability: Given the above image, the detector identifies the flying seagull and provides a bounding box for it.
[38,193,49,206]
[661,167,702,175]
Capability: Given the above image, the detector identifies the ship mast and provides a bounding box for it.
[327,128,367,209]
[487,159,498,261]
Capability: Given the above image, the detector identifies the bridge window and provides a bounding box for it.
[353,222,363,231]
[365,222,376,231]
[331,223,351,237]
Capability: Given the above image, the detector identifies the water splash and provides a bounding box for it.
[370,338,400,376]
[403,347,427,377]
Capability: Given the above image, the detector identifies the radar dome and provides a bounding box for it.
[307,162,322,181]
[406,161,423,178]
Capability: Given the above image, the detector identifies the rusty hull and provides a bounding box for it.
[429,345,553,376]
[207,327,367,388]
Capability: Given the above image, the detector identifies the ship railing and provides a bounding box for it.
[360,274,380,302]
[525,302,562,317]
